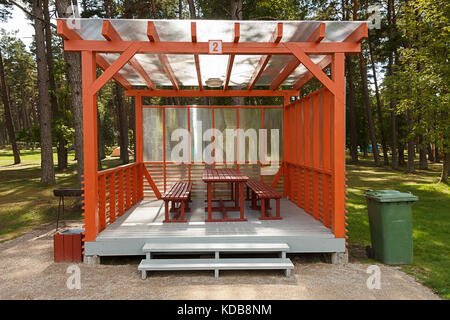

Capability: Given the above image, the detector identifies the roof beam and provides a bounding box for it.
[63,40,361,55]
[57,20,132,89]
[102,21,155,90]
[269,23,325,90]
[224,23,240,90]
[147,22,180,91]
[343,23,368,43]
[191,22,203,90]
[247,23,283,90]
[125,89,298,97]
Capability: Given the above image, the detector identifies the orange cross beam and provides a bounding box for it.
[102,21,155,90]
[191,22,203,90]
[57,20,132,90]
[270,23,325,90]
[292,23,367,90]
[247,23,283,90]
[293,55,331,90]
[224,23,240,90]
[147,22,180,91]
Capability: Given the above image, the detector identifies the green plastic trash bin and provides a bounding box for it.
[365,190,418,264]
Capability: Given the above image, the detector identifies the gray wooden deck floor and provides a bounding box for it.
[85,198,345,256]
[96,198,334,240]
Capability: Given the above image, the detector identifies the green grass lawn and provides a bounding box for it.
[0,148,122,242]
[0,149,449,299]
[346,157,449,299]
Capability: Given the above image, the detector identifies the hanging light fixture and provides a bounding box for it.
[205,78,223,88]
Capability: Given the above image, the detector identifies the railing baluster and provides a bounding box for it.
[118,168,124,216]
[98,174,106,231]
[109,172,116,223]
[126,167,131,210]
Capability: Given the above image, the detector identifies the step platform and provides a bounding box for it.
[139,242,293,279]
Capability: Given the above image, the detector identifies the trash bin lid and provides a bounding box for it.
[59,228,85,235]
[364,190,418,203]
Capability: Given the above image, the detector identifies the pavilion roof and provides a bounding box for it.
[58,18,367,91]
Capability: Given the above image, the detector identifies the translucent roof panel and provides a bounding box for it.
[61,18,366,89]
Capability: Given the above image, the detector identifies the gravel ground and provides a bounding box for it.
[0,222,440,300]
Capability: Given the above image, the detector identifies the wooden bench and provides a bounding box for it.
[161,182,193,223]
[246,179,282,220]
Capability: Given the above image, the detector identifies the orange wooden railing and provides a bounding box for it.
[282,88,334,229]
[97,162,142,232]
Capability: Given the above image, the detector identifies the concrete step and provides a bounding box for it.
[138,258,294,279]
[142,242,290,254]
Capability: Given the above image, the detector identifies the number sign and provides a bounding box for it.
[208,40,223,54]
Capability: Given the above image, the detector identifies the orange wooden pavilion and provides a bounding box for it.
[57,18,367,267]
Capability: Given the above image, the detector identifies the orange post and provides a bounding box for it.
[135,95,144,200]
[312,92,320,220]
[331,53,346,238]
[81,51,99,242]
[283,95,290,197]
[322,90,331,228]
[303,97,311,214]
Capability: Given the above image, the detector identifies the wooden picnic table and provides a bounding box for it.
[202,168,249,222]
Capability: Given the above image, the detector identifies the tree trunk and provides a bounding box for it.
[97,112,103,170]
[406,109,415,173]
[57,136,68,170]
[359,53,380,166]
[353,0,379,166]
[150,0,158,18]
[137,0,142,18]
[0,119,5,148]
[368,39,388,166]
[398,142,406,166]
[427,143,434,162]
[435,144,440,163]
[342,1,358,164]
[115,83,129,164]
[419,134,428,169]
[230,0,243,19]
[129,97,136,161]
[0,48,20,164]
[34,0,55,184]
[43,0,57,114]
[56,0,84,188]
[187,0,196,19]
[440,152,450,183]
[346,56,358,164]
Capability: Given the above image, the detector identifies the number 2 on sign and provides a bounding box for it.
[209,40,222,54]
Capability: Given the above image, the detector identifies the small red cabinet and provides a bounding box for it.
[54,229,84,262]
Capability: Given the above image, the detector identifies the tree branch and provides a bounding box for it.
[8,0,56,28]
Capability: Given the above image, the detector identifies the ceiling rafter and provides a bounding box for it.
[224,23,240,90]
[246,23,283,90]
[191,22,203,90]
[147,21,180,91]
